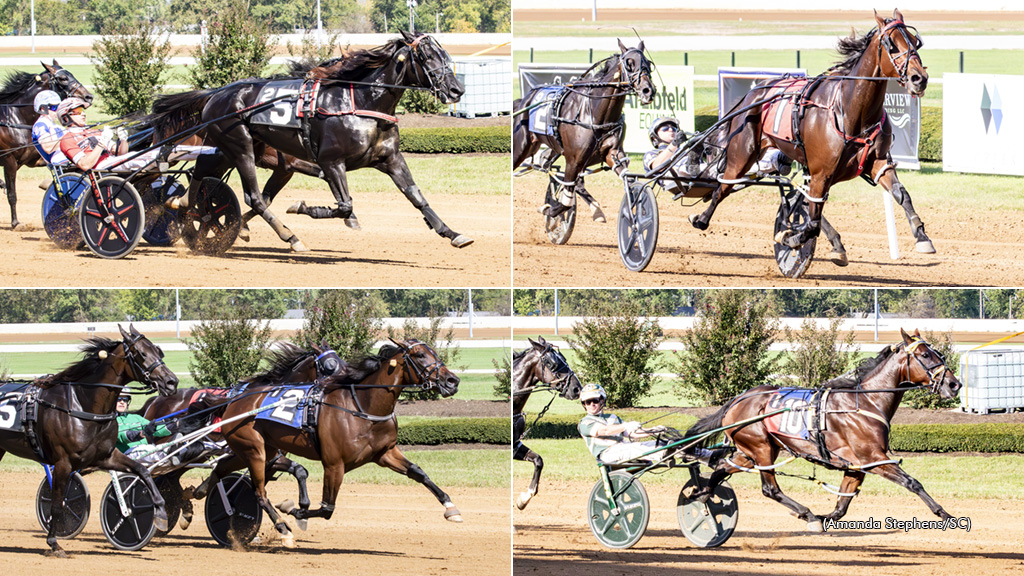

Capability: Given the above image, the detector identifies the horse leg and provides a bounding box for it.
[689,182,737,230]
[876,167,935,253]
[822,470,865,522]
[269,456,312,528]
[869,462,952,520]
[286,161,356,226]
[820,217,849,266]
[382,151,472,248]
[513,440,543,510]
[575,177,606,223]
[3,160,19,229]
[377,445,462,522]
[243,445,296,547]
[280,461,345,529]
[776,178,829,248]
[43,461,73,557]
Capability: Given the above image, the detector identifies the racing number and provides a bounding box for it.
[778,398,806,435]
[0,400,16,429]
[270,389,306,423]
[258,86,300,125]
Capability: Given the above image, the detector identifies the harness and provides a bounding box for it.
[295,80,401,161]
[512,344,578,443]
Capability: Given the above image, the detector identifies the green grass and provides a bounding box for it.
[512,437,1024,500]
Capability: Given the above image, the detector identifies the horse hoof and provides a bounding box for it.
[829,251,849,266]
[237,226,250,242]
[807,519,824,533]
[277,499,296,513]
[286,201,306,214]
[774,230,791,244]
[296,518,308,531]
[450,235,474,248]
[45,548,69,559]
[166,197,186,210]
[280,532,295,548]
[179,514,191,530]
[154,512,169,532]
[591,205,606,223]
[689,214,709,231]
[290,238,309,252]
[538,204,550,215]
[515,492,532,510]
[915,240,936,254]
[444,505,464,523]
[345,217,361,230]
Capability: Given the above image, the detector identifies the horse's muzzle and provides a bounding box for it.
[438,373,460,398]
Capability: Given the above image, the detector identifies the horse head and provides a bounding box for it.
[900,328,961,400]
[118,323,178,396]
[42,60,93,105]
[617,39,655,106]
[528,336,582,400]
[873,9,927,96]
[390,338,460,398]
[400,30,465,104]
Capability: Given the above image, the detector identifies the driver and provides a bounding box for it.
[116,393,200,466]
[31,90,69,166]
[577,383,667,464]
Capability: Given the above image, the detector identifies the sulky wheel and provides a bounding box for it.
[78,177,144,259]
[154,476,183,537]
[141,176,185,247]
[587,471,650,549]
[676,474,739,548]
[35,471,91,539]
[41,173,89,250]
[180,177,241,256]
[617,181,659,272]
[543,176,576,245]
[100,473,158,551]
[205,473,263,547]
[773,188,817,278]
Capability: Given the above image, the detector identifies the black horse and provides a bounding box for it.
[154,31,469,252]
[512,336,581,510]
[0,325,178,556]
[513,41,655,225]
[0,61,93,229]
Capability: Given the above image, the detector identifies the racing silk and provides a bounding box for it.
[643,143,696,191]
[578,412,625,459]
[60,126,110,169]
[31,116,68,166]
[115,412,171,453]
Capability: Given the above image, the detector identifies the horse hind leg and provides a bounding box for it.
[3,162,19,230]
[760,469,823,531]
[514,442,543,510]
[270,457,312,530]
[822,470,865,523]
[575,178,606,223]
[820,217,849,266]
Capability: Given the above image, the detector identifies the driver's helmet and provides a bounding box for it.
[56,97,89,127]
[580,383,607,404]
[648,116,680,147]
[33,90,61,114]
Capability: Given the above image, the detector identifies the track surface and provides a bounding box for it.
[0,471,509,575]
[514,481,1024,576]
[513,173,1024,287]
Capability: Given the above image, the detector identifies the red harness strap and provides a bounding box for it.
[315,83,399,123]
[830,107,887,177]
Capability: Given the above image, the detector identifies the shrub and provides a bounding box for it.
[285,31,348,71]
[567,304,663,408]
[919,105,942,161]
[399,89,447,114]
[387,316,464,400]
[492,353,511,399]
[779,316,860,387]
[187,0,276,89]
[891,423,1024,453]
[294,290,385,361]
[901,330,961,410]
[399,126,511,154]
[90,25,172,117]
[186,306,275,388]
[674,290,779,405]
[397,417,509,445]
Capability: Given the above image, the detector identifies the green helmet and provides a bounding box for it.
[580,383,607,403]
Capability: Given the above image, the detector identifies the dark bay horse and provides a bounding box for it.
[512,41,655,224]
[0,61,92,228]
[512,336,581,510]
[690,10,934,263]
[138,341,345,530]
[685,328,961,531]
[199,339,461,547]
[157,31,469,252]
[0,325,177,556]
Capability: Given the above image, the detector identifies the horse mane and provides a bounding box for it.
[581,53,618,79]
[35,337,122,388]
[322,344,400,388]
[0,70,39,104]
[512,348,529,361]
[295,38,405,80]
[247,343,315,385]
[830,27,880,75]
[821,344,894,389]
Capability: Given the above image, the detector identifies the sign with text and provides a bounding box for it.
[518,63,592,99]
[717,67,806,118]
[622,65,694,154]
[943,73,1024,176]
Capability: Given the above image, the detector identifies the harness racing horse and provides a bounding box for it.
[0,61,93,229]
[512,41,655,225]
[512,336,581,510]
[161,31,469,252]
[0,325,178,557]
[198,339,462,547]
[137,341,346,531]
[690,10,934,265]
[685,328,961,532]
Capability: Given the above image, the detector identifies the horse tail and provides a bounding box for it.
[141,89,219,140]
[684,403,732,449]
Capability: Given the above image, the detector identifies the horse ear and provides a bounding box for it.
[389,337,408,351]
[617,38,627,53]
[41,61,55,74]
[913,328,922,338]
[893,8,904,21]
[537,335,547,345]
[52,59,60,67]
[400,29,415,43]
[873,9,886,28]
[119,324,130,339]
[637,41,645,54]
[129,322,139,335]
[900,327,913,344]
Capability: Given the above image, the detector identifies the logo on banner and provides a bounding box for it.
[885,92,914,129]
[981,84,1003,134]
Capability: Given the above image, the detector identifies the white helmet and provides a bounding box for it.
[580,383,607,403]
[33,90,61,114]
[648,116,680,147]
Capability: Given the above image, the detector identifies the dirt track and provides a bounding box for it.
[512,173,1024,287]
[514,481,1024,576]
[0,471,509,576]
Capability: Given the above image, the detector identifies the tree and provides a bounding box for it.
[91,25,172,117]
[674,290,779,405]
[492,353,510,399]
[186,306,275,388]
[387,315,464,400]
[779,316,860,387]
[294,290,385,361]
[187,0,277,90]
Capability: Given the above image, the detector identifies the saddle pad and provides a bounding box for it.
[528,86,565,136]
[254,384,315,429]
[763,387,823,440]
[251,80,306,128]
[759,78,810,143]
[0,382,30,431]
[188,387,230,432]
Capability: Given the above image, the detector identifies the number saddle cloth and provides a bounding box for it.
[527,86,567,137]
[762,387,836,465]
[253,383,325,445]
[0,382,62,463]
[759,77,814,144]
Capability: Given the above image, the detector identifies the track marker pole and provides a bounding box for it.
[882,190,900,259]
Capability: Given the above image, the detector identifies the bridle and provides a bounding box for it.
[539,345,578,399]
[877,19,923,88]
[396,339,447,392]
[314,348,345,379]
[618,48,652,95]
[902,338,950,394]
[404,35,454,100]
[121,332,169,393]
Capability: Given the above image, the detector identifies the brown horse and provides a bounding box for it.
[0,325,178,556]
[690,10,933,264]
[512,41,656,225]
[138,341,346,530]
[199,339,461,547]
[685,328,961,531]
[0,61,93,229]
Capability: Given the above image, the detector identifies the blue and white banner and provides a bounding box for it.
[944,73,1024,176]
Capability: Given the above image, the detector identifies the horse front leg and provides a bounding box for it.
[43,461,73,557]
[96,450,169,534]
[3,160,19,229]
[689,182,736,231]
[269,455,312,527]
[875,166,935,253]
[776,179,828,248]
[820,217,849,266]
[382,151,472,248]
[513,440,543,510]
[822,470,865,523]
[279,461,345,530]
[377,445,462,522]
[870,462,952,520]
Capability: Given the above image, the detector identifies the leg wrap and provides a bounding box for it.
[890,181,908,205]
[406,463,428,484]
[288,461,308,481]
[301,202,353,219]
[319,501,335,519]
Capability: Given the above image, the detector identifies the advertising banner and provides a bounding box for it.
[944,73,1024,176]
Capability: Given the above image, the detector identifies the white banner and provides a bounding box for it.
[943,73,1024,176]
[622,65,694,154]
